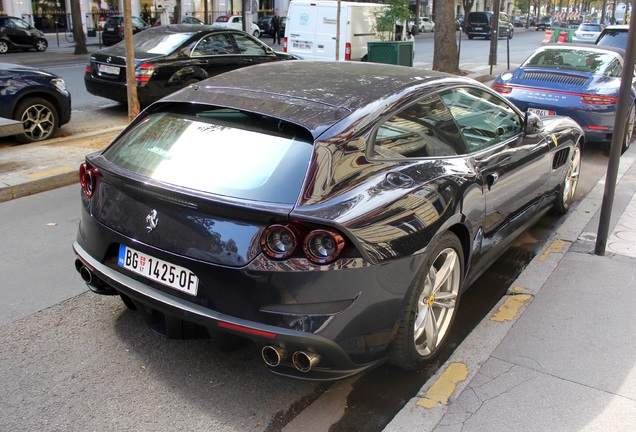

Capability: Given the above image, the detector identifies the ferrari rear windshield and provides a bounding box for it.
[102,108,314,204]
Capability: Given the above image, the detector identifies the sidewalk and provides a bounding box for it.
[386,145,636,431]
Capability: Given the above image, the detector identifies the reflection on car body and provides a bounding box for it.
[74,61,583,380]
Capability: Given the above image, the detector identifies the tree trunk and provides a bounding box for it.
[432,0,459,74]
[70,0,88,55]
[124,0,140,120]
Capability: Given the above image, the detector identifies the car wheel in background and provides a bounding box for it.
[389,231,463,370]
[13,97,59,143]
[0,40,8,54]
[554,142,581,214]
[253,30,260,37]
[34,39,48,52]
[622,105,635,154]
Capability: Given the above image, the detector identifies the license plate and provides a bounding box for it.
[98,64,120,75]
[118,245,199,295]
[528,107,555,116]
[106,27,114,31]
[474,27,483,30]
[292,41,312,49]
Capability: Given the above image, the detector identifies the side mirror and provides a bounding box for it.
[524,111,544,135]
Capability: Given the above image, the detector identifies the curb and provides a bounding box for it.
[0,126,125,203]
[384,145,636,431]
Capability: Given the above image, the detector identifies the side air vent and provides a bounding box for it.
[553,147,570,169]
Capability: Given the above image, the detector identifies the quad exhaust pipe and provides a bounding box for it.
[262,346,321,372]
[292,351,321,372]
[74,259,118,295]
[262,346,287,367]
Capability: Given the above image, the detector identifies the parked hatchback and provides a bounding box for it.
[214,15,260,37]
[465,11,513,39]
[101,15,150,46]
[572,23,604,44]
[0,15,48,53]
[85,25,297,105]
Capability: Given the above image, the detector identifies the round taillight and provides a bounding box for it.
[261,224,299,259]
[79,163,97,198]
[303,229,345,264]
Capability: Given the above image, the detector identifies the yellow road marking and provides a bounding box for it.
[416,362,468,409]
[539,239,566,261]
[27,167,75,179]
[491,294,532,322]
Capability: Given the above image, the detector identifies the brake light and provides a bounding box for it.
[261,222,348,264]
[79,162,99,199]
[580,95,617,105]
[85,65,91,74]
[283,37,287,52]
[135,62,155,85]
[492,83,512,94]
[345,42,351,60]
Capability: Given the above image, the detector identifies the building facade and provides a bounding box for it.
[0,0,512,33]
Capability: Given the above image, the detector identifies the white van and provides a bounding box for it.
[283,1,385,61]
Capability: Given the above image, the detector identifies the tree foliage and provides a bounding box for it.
[374,0,411,41]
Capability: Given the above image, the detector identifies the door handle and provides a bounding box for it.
[486,172,499,190]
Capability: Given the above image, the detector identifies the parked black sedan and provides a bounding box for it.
[85,25,297,106]
[73,61,583,380]
[0,62,71,142]
[101,14,150,46]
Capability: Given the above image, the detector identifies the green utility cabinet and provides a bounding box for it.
[367,41,414,67]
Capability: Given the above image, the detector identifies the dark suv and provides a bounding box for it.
[595,24,628,49]
[101,15,150,46]
[465,11,513,40]
[0,15,48,53]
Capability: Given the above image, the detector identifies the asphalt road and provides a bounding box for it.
[0,27,611,431]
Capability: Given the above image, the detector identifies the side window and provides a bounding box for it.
[192,33,236,56]
[233,34,267,55]
[440,87,522,153]
[604,59,622,77]
[372,94,466,159]
[132,17,145,27]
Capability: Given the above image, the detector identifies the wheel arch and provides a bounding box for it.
[11,90,65,125]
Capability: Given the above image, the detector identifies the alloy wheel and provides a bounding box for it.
[413,246,461,356]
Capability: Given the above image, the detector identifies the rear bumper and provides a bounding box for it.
[73,240,387,380]
[507,93,618,143]
[84,74,155,105]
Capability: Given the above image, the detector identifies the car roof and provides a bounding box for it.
[159,61,467,138]
[603,24,629,30]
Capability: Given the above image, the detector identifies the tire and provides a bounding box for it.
[13,97,59,143]
[554,142,581,214]
[468,35,474,40]
[253,30,260,37]
[0,40,8,54]
[389,232,464,370]
[35,38,48,52]
[622,104,635,154]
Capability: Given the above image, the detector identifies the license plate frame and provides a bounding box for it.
[528,107,555,117]
[117,245,199,296]
[98,64,120,75]
[292,41,312,50]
